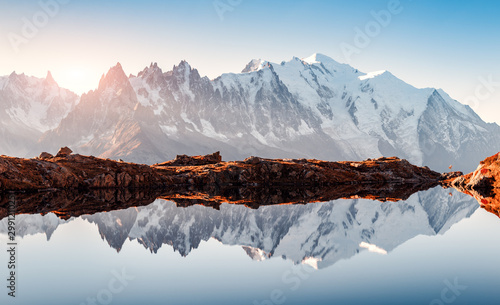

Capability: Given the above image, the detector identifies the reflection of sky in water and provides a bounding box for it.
[1,188,500,305]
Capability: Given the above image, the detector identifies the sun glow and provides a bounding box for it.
[53,67,98,95]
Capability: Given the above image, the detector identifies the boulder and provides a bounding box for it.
[39,152,53,159]
[56,147,73,158]
[244,156,261,164]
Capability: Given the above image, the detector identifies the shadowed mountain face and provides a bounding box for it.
[0,187,478,270]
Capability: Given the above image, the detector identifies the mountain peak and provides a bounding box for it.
[301,53,359,75]
[44,71,58,87]
[302,53,338,65]
[138,62,163,78]
[174,60,191,70]
[137,62,165,88]
[241,59,269,73]
[98,62,129,90]
[8,71,26,81]
[7,71,28,87]
[172,60,198,81]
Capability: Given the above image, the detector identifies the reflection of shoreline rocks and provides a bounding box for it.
[0,148,455,192]
[0,180,445,220]
[451,152,500,217]
[0,188,160,220]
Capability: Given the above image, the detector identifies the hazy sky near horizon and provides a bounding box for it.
[1,0,499,123]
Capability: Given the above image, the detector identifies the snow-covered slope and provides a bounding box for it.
[0,72,78,157]
[22,53,500,171]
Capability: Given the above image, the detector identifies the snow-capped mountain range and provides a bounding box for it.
[0,188,478,269]
[0,71,77,157]
[1,53,499,171]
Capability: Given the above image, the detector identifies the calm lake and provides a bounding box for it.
[1,187,499,305]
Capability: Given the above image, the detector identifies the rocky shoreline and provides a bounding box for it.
[0,147,456,192]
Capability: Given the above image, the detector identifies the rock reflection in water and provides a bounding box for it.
[0,179,440,220]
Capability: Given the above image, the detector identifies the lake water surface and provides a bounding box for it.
[1,187,499,305]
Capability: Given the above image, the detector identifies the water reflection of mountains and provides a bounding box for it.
[0,187,477,269]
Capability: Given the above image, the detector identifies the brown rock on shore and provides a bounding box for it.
[154,151,222,167]
[451,152,500,217]
[56,146,73,158]
[38,152,54,159]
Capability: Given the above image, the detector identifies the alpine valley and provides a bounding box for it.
[2,53,499,172]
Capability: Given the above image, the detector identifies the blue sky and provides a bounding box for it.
[1,0,499,123]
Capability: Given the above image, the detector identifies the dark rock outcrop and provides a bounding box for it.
[38,152,53,159]
[155,151,222,166]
